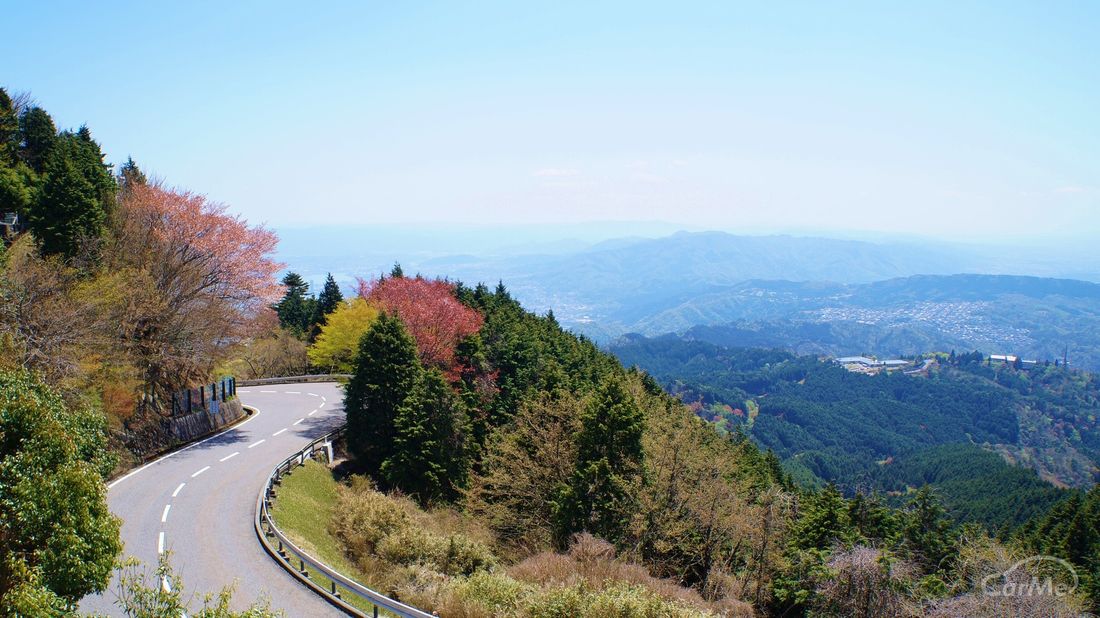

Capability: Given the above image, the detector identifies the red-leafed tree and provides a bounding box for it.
[357,275,483,380]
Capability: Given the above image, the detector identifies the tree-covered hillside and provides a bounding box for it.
[286,271,1098,616]
[610,334,1099,529]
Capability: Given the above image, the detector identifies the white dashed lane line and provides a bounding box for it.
[157,532,165,554]
[308,409,317,416]
[308,393,319,397]
[273,428,288,436]
[191,466,210,478]
[171,482,185,497]
[248,439,265,449]
[219,451,239,462]
[293,418,304,425]
[161,504,171,523]
[260,390,277,393]
[285,391,301,394]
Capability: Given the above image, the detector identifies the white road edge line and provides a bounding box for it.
[171,482,185,497]
[219,451,239,462]
[248,439,265,448]
[161,504,171,523]
[293,418,304,425]
[191,466,210,478]
[273,428,288,436]
[107,405,262,489]
[157,531,165,554]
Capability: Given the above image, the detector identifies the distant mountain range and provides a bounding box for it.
[619,274,1100,369]
[279,229,1100,368]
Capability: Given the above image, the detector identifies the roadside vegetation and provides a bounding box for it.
[0,87,289,615]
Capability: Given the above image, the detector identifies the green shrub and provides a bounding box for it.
[377,527,445,567]
[375,526,496,576]
[441,533,498,576]
[449,571,531,614]
[329,478,410,560]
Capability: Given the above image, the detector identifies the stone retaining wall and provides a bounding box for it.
[166,397,246,443]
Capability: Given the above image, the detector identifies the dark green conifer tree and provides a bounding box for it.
[381,368,470,503]
[274,272,315,335]
[315,274,343,318]
[345,313,422,472]
[900,486,953,572]
[848,492,898,543]
[790,483,852,551]
[118,156,147,195]
[24,129,115,258]
[307,273,343,340]
[18,107,57,173]
[0,89,19,164]
[554,374,644,545]
[30,148,100,257]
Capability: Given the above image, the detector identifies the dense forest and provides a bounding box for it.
[611,334,1100,493]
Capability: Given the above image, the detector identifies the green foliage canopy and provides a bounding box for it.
[0,369,121,614]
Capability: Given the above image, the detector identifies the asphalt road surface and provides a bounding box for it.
[80,383,348,617]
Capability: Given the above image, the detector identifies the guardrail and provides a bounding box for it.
[254,426,435,618]
[238,374,352,387]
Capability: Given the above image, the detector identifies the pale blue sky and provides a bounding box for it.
[6,1,1099,241]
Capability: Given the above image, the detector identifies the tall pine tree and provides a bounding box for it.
[315,273,343,318]
[0,89,19,164]
[900,486,952,572]
[25,129,114,258]
[345,313,422,472]
[18,107,56,174]
[554,374,644,545]
[307,273,343,340]
[274,272,315,335]
[790,483,853,551]
[30,146,100,257]
[118,156,147,195]
[381,368,470,503]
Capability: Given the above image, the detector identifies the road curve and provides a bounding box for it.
[81,383,348,617]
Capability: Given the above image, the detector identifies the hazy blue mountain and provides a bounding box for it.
[274,228,1100,367]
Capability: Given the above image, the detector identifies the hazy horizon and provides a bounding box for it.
[8,2,1099,242]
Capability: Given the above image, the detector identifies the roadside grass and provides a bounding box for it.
[269,459,399,617]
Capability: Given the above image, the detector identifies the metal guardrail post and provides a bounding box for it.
[254,424,435,618]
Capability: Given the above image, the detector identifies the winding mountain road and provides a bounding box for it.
[80,383,348,617]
